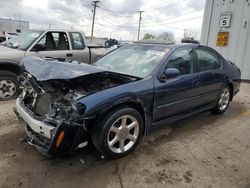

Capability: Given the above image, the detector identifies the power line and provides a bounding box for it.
[84,0,203,39]
[96,12,138,27]
[143,0,186,11]
[96,15,116,25]
[142,0,176,10]
[96,14,137,27]
[95,22,138,29]
[94,0,190,29]
[95,10,203,30]
[98,2,137,14]
[98,8,136,18]
[142,15,203,27]
[62,12,92,20]
[98,6,137,14]
[95,23,138,30]
[143,8,204,23]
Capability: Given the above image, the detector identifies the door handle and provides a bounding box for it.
[192,78,200,86]
[66,53,73,57]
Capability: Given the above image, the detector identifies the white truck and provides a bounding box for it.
[0,29,112,100]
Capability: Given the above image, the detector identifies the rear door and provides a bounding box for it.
[194,47,225,105]
[68,32,89,63]
[26,31,73,59]
[153,47,201,122]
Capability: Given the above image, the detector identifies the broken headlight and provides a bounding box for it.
[72,102,86,115]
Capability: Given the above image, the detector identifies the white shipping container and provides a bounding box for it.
[201,0,250,80]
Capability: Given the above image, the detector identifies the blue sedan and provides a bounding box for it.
[14,42,241,158]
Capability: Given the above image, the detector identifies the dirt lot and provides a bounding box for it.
[0,83,250,188]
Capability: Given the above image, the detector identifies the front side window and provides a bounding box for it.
[36,32,69,51]
[196,49,220,72]
[166,48,194,75]
[69,32,85,49]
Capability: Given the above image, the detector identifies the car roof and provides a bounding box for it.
[132,40,208,49]
[28,29,85,33]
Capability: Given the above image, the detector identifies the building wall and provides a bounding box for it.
[201,0,250,80]
[0,18,29,36]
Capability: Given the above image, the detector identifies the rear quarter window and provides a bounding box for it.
[196,49,221,72]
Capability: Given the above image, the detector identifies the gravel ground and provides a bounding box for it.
[0,83,250,188]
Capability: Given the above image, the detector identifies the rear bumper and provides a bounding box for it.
[14,98,88,156]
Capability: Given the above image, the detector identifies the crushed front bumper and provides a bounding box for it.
[14,98,88,157]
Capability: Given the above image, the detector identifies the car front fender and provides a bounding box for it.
[78,77,154,132]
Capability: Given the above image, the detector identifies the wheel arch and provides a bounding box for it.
[225,81,234,101]
[93,100,148,135]
[0,61,23,75]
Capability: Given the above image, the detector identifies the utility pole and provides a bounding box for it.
[137,11,144,41]
[91,1,99,42]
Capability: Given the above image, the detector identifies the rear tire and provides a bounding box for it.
[92,107,143,159]
[212,85,231,114]
[0,71,19,100]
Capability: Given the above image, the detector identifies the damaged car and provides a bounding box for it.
[14,42,241,159]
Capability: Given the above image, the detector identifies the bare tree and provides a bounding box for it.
[157,32,175,42]
[183,29,199,40]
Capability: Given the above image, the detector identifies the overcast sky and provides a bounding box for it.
[0,0,205,41]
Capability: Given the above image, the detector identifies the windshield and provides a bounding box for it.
[1,31,43,50]
[94,44,170,78]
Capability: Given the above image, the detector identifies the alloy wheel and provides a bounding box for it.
[107,115,140,154]
[218,88,230,111]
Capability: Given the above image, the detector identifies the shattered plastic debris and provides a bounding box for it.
[20,136,29,143]
[80,158,85,165]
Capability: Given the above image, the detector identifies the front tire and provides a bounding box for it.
[212,85,231,114]
[0,71,19,100]
[92,107,144,159]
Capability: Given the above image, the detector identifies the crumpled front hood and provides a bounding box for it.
[21,56,106,81]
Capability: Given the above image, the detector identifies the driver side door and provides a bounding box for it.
[153,47,201,122]
[26,31,72,59]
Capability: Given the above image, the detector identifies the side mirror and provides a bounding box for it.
[31,43,45,52]
[12,42,20,48]
[163,68,180,79]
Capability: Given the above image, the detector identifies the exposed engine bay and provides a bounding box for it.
[14,57,140,156]
[19,71,137,123]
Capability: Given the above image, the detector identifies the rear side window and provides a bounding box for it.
[166,48,194,75]
[69,32,85,50]
[196,49,220,72]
